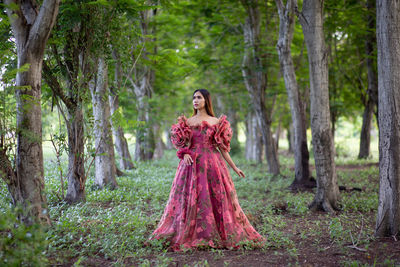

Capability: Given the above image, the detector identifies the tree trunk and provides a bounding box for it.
[90,58,117,189]
[297,0,339,212]
[331,111,336,143]
[358,100,373,159]
[4,0,60,224]
[227,108,240,154]
[65,107,86,203]
[241,0,280,175]
[109,92,134,169]
[129,9,156,161]
[375,0,400,238]
[287,124,294,153]
[153,124,166,160]
[366,0,379,124]
[276,0,311,189]
[358,0,378,159]
[133,88,155,161]
[245,111,263,163]
[165,128,173,150]
[42,8,95,204]
[109,50,134,170]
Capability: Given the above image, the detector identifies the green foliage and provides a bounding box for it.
[0,208,48,266]
[0,143,386,265]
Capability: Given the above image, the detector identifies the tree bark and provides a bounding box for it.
[288,124,294,153]
[132,81,155,161]
[297,0,339,212]
[4,0,60,224]
[109,50,134,170]
[375,0,400,238]
[165,128,173,150]
[358,0,378,159]
[227,107,240,154]
[241,0,280,175]
[109,91,134,170]
[358,100,374,159]
[90,58,117,189]
[276,0,312,188]
[245,111,263,163]
[65,106,86,203]
[153,123,166,160]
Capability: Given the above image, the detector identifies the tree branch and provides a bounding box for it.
[27,0,60,52]
[43,60,75,110]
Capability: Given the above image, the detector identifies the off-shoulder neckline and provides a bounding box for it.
[180,115,227,128]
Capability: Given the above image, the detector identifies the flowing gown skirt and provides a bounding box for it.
[150,125,264,251]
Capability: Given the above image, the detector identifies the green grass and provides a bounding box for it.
[0,141,384,266]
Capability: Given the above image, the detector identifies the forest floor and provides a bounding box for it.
[1,150,400,267]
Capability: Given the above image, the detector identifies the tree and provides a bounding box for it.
[44,0,127,202]
[109,49,134,170]
[2,0,59,224]
[358,0,378,159]
[43,3,96,203]
[127,8,157,161]
[90,57,118,189]
[276,0,311,189]
[375,0,400,237]
[241,0,280,175]
[297,0,339,212]
[245,110,263,163]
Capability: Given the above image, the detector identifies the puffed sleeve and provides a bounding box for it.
[213,115,233,152]
[170,116,192,149]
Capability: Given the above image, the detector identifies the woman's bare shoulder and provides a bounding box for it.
[187,116,195,125]
[209,116,220,125]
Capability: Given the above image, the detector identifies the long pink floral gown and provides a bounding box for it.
[150,115,264,251]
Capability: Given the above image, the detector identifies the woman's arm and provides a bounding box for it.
[220,149,245,178]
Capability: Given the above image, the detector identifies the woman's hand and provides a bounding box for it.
[234,167,245,178]
[183,154,193,165]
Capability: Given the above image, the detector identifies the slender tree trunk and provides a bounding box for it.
[227,108,240,153]
[109,92,134,169]
[276,0,311,188]
[358,0,378,159]
[42,9,95,204]
[129,9,156,161]
[375,0,400,238]
[288,124,294,153]
[241,0,280,175]
[132,88,155,161]
[331,111,336,143]
[245,111,263,163]
[4,0,60,224]
[65,107,86,203]
[165,128,173,150]
[43,63,88,204]
[366,0,379,124]
[109,50,134,170]
[90,58,117,189]
[153,124,166,160]
[297,0,339,212]
[358,100,373,159]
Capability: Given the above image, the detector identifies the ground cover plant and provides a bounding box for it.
[1,144,399,266]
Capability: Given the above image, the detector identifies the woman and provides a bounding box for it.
[150,89,264,251]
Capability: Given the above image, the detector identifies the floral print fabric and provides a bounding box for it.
[150,115,264,251]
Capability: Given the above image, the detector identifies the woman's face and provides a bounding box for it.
[193,91,205,111]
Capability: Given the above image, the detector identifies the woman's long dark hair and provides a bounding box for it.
[192,89,216,117]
